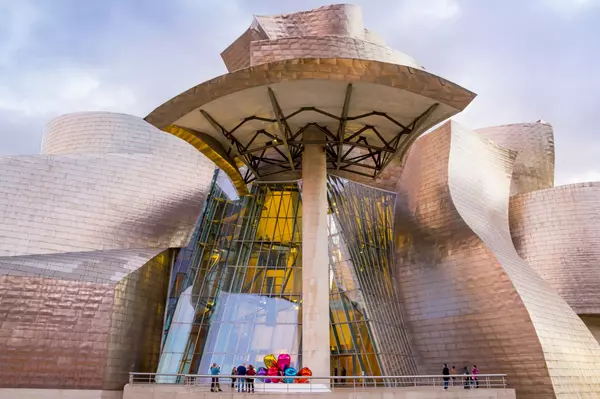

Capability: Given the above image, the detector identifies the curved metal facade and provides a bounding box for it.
[1,4,600,399]
[393,121,600,398]
[222,4,421,72]
[0,112,215,389]
[509,182,600,347]
[477,122,555,196]
[0,112,214,257]
[148,4,475,195]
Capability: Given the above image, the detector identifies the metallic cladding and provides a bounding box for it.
[477,122,555,196]
[0,112,214,257]
[0,112,215,389]
[0,250,171,390]
[509,182,600,315]
[222,4,421,72]
[393,121,600,398]
[147,4,475,192]
[449,122,600,397]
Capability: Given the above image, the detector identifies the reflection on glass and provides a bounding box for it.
[157,286,195,382]
[327,176,416,376]
[198,292,299,373]
[157,172,415,379]
[158,177,302,376]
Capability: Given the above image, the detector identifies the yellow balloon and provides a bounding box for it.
[264,354,277,368]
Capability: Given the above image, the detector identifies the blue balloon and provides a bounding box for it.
[283,367,297,383]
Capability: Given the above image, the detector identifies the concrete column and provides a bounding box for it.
[301,128,330,379]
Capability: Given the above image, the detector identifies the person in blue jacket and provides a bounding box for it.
[236,363,247,392]
[210,363,222,392]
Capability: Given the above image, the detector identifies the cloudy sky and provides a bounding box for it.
[0,0,598,184]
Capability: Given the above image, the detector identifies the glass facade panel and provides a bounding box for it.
[158,172,415,378]
[327,177,416,376]
[158,177,302,376]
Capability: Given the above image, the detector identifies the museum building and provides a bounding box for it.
[1,4,600,399]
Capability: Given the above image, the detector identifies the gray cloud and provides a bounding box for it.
[0,0,598,185]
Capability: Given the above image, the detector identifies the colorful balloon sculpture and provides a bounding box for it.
[257,367,268,383]
[258,353,310,384]
[297,367,312,383]
[267,366,281,383]
[277,353,291,371]
[283,367,297,383]
[263,354,277,368]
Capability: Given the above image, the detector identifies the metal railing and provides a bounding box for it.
[128,373,507,393]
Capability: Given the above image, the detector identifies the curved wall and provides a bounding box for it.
[221,4,422,72]
[0,112,215,390]
[476,122,555,196]
[0,249,171,390]
[509,182,600,315]
[0,112,215,257]
[393,122,550,397]
[448,122,600,397]
[250,36,420,69]
[42,112,206,156]
[254,4,365,40]
[393,121,600,398]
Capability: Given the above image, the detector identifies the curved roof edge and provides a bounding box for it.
[146,57,475,129]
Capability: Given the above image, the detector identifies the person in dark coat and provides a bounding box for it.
[442,364,450,389]
[230,367,237,389]
[463,366,470,389]
[236,363,247,392]
[246,365,256,393]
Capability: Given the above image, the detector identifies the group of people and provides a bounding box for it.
[209,363,257,393]
[442,364,479,389]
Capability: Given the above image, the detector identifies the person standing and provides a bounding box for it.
[230,367,237,390]
[210,363,222,392]
[463,366,470,389]
[442,364,450,390]
[236,363,247,392]
[450,365,457,386]
[472,365,479,388]
[246,365,256,393]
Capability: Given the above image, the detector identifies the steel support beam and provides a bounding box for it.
[268,88,296,171]
[336,84,353,170]
[376,103,439,177]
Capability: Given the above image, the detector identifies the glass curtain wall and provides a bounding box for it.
[327,177,417,376]
[158,173,415,378]
[159,178,303,376]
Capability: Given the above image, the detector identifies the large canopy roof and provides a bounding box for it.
[146,58,475,195]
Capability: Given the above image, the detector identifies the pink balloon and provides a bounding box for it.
[267,366,281,383]
[277,353,291,371]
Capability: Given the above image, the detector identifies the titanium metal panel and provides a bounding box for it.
[509,182,600,315]
[222,4,420,72]
[393,121,600,398]
[0,112,214,257]
[477,122,555,196]
[0,112,215,390]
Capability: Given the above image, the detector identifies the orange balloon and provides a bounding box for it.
[263,354,277,368]
[297,367,312,383]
